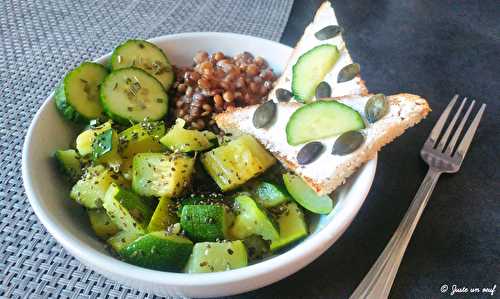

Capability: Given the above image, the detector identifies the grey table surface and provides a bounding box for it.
[229,0,500,298]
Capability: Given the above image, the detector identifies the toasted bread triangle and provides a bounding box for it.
[269,1,368,100]
[216,94,430,195]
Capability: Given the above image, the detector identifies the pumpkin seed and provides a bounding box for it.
[315,81,331,99]
[253,100,277,128]
[332,131,364,155]
[276,88,293,102]
[314,25,343,40]
[337,63,360,83]
[297,141,324,165]
[365,93,389,123]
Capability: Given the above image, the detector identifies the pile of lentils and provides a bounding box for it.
[171,51,278,132]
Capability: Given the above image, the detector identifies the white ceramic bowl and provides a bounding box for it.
[22,32,377,298]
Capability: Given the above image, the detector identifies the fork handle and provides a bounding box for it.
[350,168,441,299]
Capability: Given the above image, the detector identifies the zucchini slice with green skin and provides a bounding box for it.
[286,100,365,145]
[54,149,82,182]
[160,118,217,153]
[147,196,178,232]
[229,194,279,242]
[107,230,143,254]
[132,152,195,198]
[55,62,108,122]
[292,44,339,102]
[87,209,120,239]
[121,231,193,271]
[102,183,153,234]
[100,67,168,124]
[70,165,118,209]
[111,39,174,90]
[185,241,248,273]
[180,205,229,242]
[283,173,333,214]
[270,202,308,251]
[251,181,290,208]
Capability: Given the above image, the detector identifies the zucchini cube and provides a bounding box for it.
[160,118,216,152]
[70,165,118,208]
[121,232,193,271]
[185,241,248,273]
[132,153,195,198]
[119,121,165,179]
[87,209,120,239]
[102,183,153,234]
[201,135,276,191]
[180,205,229,242]
[147,196,178,232]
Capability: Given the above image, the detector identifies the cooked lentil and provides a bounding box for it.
[171,51,277,131]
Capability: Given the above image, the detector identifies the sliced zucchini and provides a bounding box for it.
[87,209,120,239]
[251,181,290,208]
[121,231,193,271]
[102,183,153,234]
[185,241,248,273]
[229,194,279,242]
[283,173,333,214]
[160,118,217,152]
[110,39,174,90]
[286,100,365,145]
[55,62,108,122]
[107,230,143,254]
[180,205,229,242]
[76,121,113,156]
[291,44,339,102]
[100,67,168,124]
[201,135,276,191]
[70,165,118,208]
[270,202,308,251]
[147,196,178,232]
[119,121,165,179]
[54,149,82,182]
[132,152,195,198]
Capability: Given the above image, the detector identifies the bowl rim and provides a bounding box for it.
[22,31,377,288]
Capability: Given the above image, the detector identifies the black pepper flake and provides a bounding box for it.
[227,248,234,255]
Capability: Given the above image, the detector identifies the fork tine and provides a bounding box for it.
[453,104,486,160]
[425,94,459,146]
[436,97,467,151]
[444,100,475,155]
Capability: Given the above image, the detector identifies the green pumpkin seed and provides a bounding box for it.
[314,25,343,40]
[365,93,389,123]
[253,100,277,128]
[315,81,331,99]
[337,63,360,83]
[276,88,293,102]
[297,141,324,165]
[332,131,364,155]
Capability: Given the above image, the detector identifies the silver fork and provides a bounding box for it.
[350,95,486,299]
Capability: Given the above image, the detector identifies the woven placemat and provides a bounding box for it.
[0,1,293,297]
